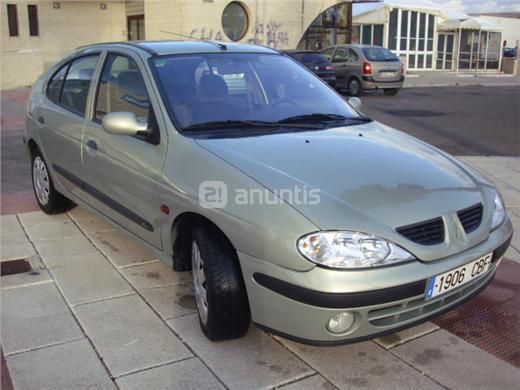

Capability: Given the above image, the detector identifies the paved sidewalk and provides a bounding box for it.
[1,156,519,389]
[404,70,520,88]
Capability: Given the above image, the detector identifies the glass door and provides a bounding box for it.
[436,33,454,70]
[127,15,145,41]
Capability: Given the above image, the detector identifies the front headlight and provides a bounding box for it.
[297,231,415,269]
[491,193,506,230]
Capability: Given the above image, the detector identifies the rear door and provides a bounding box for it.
[81,51,167,249]
[37,54,101,200]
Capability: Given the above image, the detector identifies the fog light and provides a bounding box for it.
[327,312,355,334]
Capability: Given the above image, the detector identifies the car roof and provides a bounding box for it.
[77,40,279,56]
[282,50,322,54]
[326,44,383,50]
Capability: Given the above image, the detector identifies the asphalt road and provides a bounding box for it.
[358,85,520,157]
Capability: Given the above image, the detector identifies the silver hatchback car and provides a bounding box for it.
[322,44,404,96]
[26,41,512,344]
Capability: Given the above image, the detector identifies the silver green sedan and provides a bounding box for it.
[25,41,513,344]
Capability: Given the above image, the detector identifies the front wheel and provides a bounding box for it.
[384,88,400,96]
[191,224,250,341]
[31,150,73,214]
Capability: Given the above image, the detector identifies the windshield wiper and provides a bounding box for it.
[278,113,373,125]
[182,120,323,131]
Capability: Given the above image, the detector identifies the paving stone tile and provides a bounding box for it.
[116,358,224,390]
[393,329,520,390]
[24,220,83,241]
[168,315,313,390]
[17,210,70,226]
[88,229,156,268]
[505,246,520,264]
[140,284,196,320]
[1,255,52,289]
[374,322,440,349]
[277,338,441,390]
[6,339,116,390]
[1,283,83,354]
[74,294,192,377]
[33,235,98,263]
[120,261,191,289]
[0,240,35,261]
[279,374,335,389]
[0,215,25,236]
[68,207,117,233]
[43,251,133,306]
[507,212,520,250]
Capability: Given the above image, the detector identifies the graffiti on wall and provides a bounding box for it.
[189,20,289,49]
[248,21,289,48]
[189,28,224,41]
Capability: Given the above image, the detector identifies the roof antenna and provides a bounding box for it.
[159,30,227,50]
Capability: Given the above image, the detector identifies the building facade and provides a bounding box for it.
[1,0,361,88]
[352,0,508,72]
[1,1,126,89]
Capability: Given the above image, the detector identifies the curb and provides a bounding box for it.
[403,82,520,88]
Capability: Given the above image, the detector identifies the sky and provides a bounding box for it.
[435,0,520,13]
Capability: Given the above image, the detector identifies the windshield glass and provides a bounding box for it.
[362,47,399,62]
[151,53,358,130]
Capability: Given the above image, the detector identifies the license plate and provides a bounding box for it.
[425,253,493,299]
[380,71,397,78]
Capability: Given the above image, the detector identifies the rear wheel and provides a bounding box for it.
[31,149,73,214]
[384,88,400,96]
[347,77,363,97]
[191,224,250,341]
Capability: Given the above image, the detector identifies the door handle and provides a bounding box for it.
[86,140,97,151]
[37,116,45,124]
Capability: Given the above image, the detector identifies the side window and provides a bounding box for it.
[61,55,99,116]
[349,49,360,63]
[95,54,150,122]
[321,47,335,61]
[46,64,68,104]
[332,48,348,62]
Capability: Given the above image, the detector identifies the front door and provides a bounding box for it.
[82,52,166,249]
[331,46,349,88]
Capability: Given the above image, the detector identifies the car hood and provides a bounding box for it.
[194,122,492,260]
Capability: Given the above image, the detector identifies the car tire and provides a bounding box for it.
[191,223,250,341]
[384,88,400,96]
[347,77,363,97]
[31,149,73,214]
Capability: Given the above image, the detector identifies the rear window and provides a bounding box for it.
[291,52,329,63]
[362,47,399,62]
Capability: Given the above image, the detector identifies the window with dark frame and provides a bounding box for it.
[28,4,39,36]
[7,4,19,37]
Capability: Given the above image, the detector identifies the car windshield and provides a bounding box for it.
[362,47,399,62]
[151,53,359,131]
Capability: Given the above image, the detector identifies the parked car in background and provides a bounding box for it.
[503,47,517,58]
[283,50,336,87]
[322,44,404,96]
[26,41,512,345]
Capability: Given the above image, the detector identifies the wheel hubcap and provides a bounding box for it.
[33,156,50,206]
[192,241,208,324]
[349,80,360,95]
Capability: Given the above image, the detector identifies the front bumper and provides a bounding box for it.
[239,218,512,344]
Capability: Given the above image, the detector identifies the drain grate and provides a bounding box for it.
[1,259,32,276]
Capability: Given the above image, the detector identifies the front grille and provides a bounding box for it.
[396,217,444,245]
[457,203,483,234]
[368,269,494,327]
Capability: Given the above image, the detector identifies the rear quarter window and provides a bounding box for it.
[46,64,68,103]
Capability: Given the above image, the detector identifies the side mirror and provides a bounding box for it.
[102,112,148,136]
[348,97,362,111]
